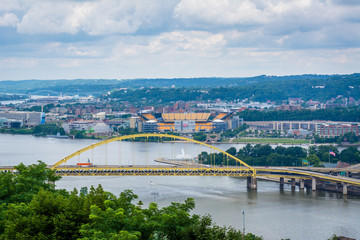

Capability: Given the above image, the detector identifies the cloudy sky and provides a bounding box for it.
[0,0,359,80]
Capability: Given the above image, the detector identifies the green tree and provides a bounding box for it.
[340,147,360,164]
[306,154,321,167]
[79,201,140,240]
[226,147,237,156]
[0,163,264,240]
[0,161,61,204]
[33,123,65,136]
[193,132,206,142]
[70,129,86,139]
[341,132,359,143]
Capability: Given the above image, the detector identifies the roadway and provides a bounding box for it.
[2,164,360,186]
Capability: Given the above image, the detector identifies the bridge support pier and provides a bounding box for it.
[280,177,284,187]
[291,178,296,189]
[299,179,304,190]
[247,177,251,188]
[343,183,348,195]
[250,177,257,190]
[312,178,317,191]
[247,177,257,190]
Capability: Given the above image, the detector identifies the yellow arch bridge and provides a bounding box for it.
[3,133,360,194]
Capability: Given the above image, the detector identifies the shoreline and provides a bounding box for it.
[0,133,359,147]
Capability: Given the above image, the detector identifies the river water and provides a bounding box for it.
[0,134,359,240]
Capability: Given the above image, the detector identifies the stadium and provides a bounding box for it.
[137,112,237,133]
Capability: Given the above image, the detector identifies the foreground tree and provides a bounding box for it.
[0,161,61,204]
[0,162,263,240]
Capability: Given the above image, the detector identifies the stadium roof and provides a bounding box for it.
[162,113,210,122]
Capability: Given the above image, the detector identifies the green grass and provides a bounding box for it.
[232,138,309,144]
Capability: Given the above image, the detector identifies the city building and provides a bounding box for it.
[245,120,360,137]
[229,116,243,129]
[0,111,45,126]
[130,117,139,129]
[317,122,359,137]
[245,121,318,132]
[0,117,23,128]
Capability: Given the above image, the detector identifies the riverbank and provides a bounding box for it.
[230,137,309,144]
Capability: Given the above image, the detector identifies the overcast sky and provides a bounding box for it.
[0,0,359,80]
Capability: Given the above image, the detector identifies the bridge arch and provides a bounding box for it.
[52,133,254,173]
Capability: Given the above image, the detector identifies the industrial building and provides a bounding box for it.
[138,112,237,133]
[0,111,45,127]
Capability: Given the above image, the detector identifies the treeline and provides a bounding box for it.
[0,94,26,101]
[0,162,262,240]
[221,124,248,138]
[0,123,65,136]
[199,144,360,167]
[238,108,360,122]
[0,74,331,94]
[314,132,359,144]
[108,74,360,103]
[2,74,359,101]
[0,79,118,95]
[22,103,55,113]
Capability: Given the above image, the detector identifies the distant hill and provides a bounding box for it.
[0,79,119,96]
[0,74,333,95]
[119,74,332,88]
[109,73,360,103]
[0,74,359,102]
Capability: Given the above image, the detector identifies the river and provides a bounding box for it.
[1,134,359,240]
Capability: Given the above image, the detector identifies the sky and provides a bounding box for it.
[0,0,360,80]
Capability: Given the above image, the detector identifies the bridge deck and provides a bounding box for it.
[2,165,360,186]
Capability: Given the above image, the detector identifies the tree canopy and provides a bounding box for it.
[0,162,262,240]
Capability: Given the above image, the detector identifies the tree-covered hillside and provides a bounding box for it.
[108,73,360,103]
[1,74,359,102]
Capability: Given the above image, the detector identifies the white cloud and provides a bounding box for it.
[0,57,38,68]
[42,42,102,57]
[0,0,28,12]
[16,0,178,35]
[174,0,267,28]
[17,2,80,34]
[1,0,360,80]
[109,31,226,62]
[0,13,19,27]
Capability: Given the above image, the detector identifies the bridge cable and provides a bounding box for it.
[132,138,135,167]
[105,143,108,168]
[145,137,148,168]
[171,138,175,163]
[200,144,203,172]
[118,140,121,167]
[158,137,162,171]
[91,148,94,169]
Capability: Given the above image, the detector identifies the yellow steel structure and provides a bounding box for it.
[49,133,360,187]
[52,133,255,175]
[254,167,360,186]
[54,165,254,177]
